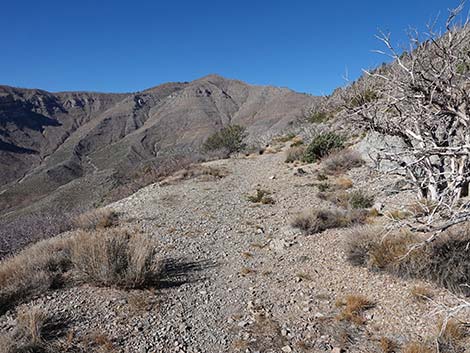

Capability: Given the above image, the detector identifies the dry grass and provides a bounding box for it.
[379,336,398,353]
[322,149,364,175]
[285,146,306,163]
[402,342,432,353]
[335,177,353,189]
[16,306,48,346]
[292,208,366,235]
[0,236,71,315]
[74,208,119,230]
[335,294,375,325]
[70,228,159,289]
[240,267,256,276]
[437,318,466,345]
[410,285,433,301]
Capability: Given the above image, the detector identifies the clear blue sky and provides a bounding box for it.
[0,0,462,95]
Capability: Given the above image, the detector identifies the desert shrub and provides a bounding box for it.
[425,228,470,295]
[203,125,247,154]
[70,228,159,289]
[73,208,119,230]
[247,189,275,204]
[303,132,345,163]
[344,226,380,266]
[291,208,366,235]
[317,183,330,192]
[0,237,71,315]
[348,190,374,209]
[410,285,433,301]
[322,149,364,174]
[285,146,306,163]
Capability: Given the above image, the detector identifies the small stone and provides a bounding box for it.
[269,175,276,180]
[281,346,292,352]
[332,348,344,353]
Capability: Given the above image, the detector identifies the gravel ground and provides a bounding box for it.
[1,148,469,352]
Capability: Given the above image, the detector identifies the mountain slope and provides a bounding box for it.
[0,75,316,216]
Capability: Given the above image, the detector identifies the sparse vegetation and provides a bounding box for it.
[410,286,433,301]
[437,318,466,348]
[203,125,247,154]
[322,149,364,174]
[335,294,375,325]
[402,342,432,353]
[349,88,379,108]
[291,208,366,235]
[379,336,398,353]
[247,189,275,204]
[303,132,345,163]
[307,111,331,123]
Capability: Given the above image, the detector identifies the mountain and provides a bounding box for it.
[0,75,317,216]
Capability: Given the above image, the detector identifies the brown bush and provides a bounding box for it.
[402,342,432,353]
[16,306,48,346]
[73,208,119,230]
[322,149,364,174]
[437,318,466,347]
[291,208,366,235]
[70,228,160,289]
[335,294,375,325]
[0,237,71,315]
[247,189,275,204]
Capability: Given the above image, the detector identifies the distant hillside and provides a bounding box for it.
[0,75,317,217]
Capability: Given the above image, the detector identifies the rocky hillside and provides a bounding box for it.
[0,75,316,216]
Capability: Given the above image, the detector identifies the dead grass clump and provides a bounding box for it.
[425,227,470,295]
[73,208,119,230]
[437,318,466,346]
[402,342,432,353]
[344,226,380,266]
[285,146,306,163]
[247,189,275,204]
[379,336,398,353]
[70,228,159,289]
[322,149,364,175]
[348,190,374,209]
[0,237,71,315]
[335,294,375,325]
[292,208,366,235]
[410,285,433,301]
[16,306,48,347]
[335,177,353,189]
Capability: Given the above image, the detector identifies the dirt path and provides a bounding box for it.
[6,149,468,352]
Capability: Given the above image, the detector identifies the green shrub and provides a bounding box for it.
[203,125,247,154]
[303,132,345,163]
[285,146,306,163]
[291,208,366,235]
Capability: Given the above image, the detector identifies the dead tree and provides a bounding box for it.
[351,3,470,228]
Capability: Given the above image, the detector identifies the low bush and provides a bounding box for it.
[203,125,247,154]
[307,111,330,123]
[285,146,306,163]
[322,149,364,175]
[303,132,345,163]
[348,190,374,209]
[292,208,366,235]
[349,89,379,108]
[247,189,275,205]
[402,342,432,353]
[70,228,160,289]
[344,224,470,296]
